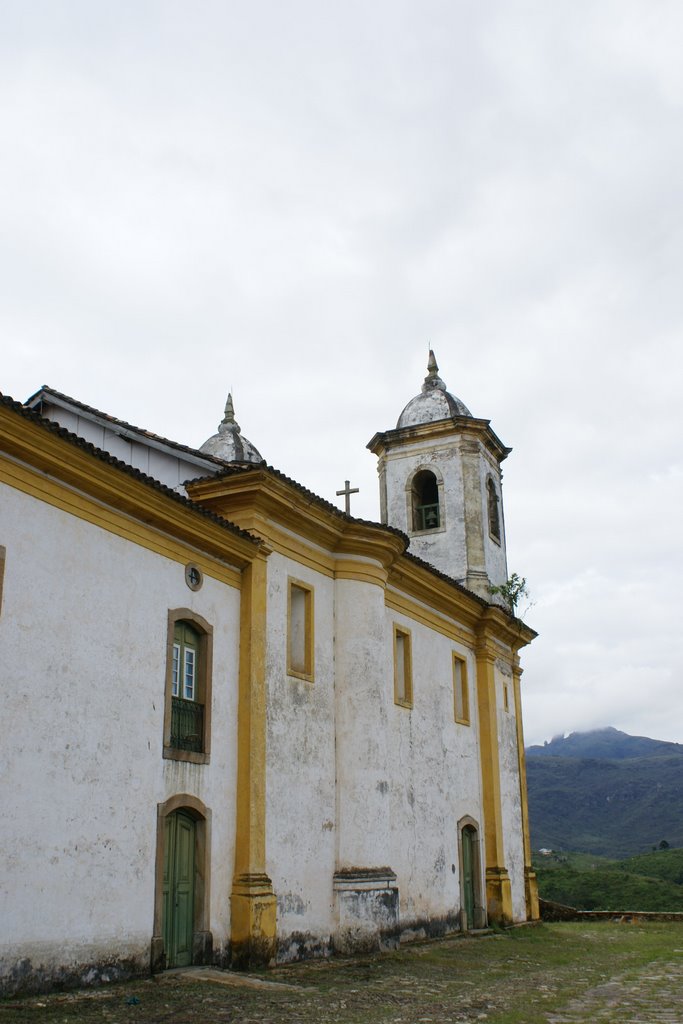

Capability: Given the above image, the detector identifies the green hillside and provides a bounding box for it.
[618,847,683,885]
[526,729,683,857]
[534,848,683,912]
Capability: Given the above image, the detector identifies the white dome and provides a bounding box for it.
[199,394,263,463]
[397,351,471,428]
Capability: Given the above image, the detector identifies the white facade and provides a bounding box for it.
[0,476,242,991]
[0,358,537,996]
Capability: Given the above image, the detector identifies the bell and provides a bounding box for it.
[425,506,439,529]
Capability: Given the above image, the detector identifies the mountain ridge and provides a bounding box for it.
[525,727,683,858]
[526,726,683,761]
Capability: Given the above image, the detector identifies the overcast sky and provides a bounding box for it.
[2,0,682,746]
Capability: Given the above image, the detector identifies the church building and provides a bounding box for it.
[0,353,538,995]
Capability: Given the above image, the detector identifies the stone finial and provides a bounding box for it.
[219,393,240,433]
[422,349,447,393]
[200,390,263,462]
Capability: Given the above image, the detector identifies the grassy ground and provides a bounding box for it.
[2,922,683,1024]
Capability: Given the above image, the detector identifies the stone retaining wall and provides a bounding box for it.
[539,898,683,923]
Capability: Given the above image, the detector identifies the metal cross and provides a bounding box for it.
[336,479,359,515]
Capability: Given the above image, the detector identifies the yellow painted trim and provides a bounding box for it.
[393,623,413,709]
[334,558,388,587]
[187,471,407,572]
[385,589,475,646]
[234,555,269,876]
[0,454,242,589]
[187,468,535,656]
[452,652,470,725]
[287,576,315,682]
[226,514,337,578]
[475,634,513,923]
[232,554,277,962]
[478,604,537,653]
[218,520,391,589]
[388,561,483,635]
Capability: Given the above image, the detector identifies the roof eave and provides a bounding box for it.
[25,386,226,471]
[1,393,262,565]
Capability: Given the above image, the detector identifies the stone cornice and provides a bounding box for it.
[187,468,408,572]
[367,415,511,464]
[476,605,537,653]
[387,556,484,632]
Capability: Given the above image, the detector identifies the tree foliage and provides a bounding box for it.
[535,848,683,911]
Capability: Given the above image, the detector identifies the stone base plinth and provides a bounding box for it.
[231,872,277,969]
[333,868,399,954]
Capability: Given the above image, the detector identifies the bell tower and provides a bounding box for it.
[367,351,511,600]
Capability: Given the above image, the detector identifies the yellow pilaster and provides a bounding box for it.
[512,658,540,920]
[231,554,277,967]
[475,636,513,924]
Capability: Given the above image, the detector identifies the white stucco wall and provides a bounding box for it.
[264,552,337,955]
[264,545,490,944]
[0,480,241,987]
[334,577,393,873]
[262,541,491,951]
[384,609,485,929]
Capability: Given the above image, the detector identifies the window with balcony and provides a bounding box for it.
[163,610,213,763]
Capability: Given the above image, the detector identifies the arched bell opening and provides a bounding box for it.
[409,469,442,533]
[487,477,501,544]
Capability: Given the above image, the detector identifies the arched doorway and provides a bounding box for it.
[163,811,196,968]
[151,795,212,972]
[458,817,485,931]
[461,826,476,928]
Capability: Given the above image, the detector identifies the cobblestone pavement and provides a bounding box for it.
[547,958,683,1023]
[3,924,683,1023]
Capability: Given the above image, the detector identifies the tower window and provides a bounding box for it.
[411,470,440,532]
[487,478,501,543]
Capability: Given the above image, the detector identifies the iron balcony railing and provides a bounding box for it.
[171,697,204,752]
[415,503,440,531]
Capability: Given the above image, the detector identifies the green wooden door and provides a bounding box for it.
[462,826,476,929]
[163,811,195,968]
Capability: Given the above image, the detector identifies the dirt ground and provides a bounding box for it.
[3,922,683,1024]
